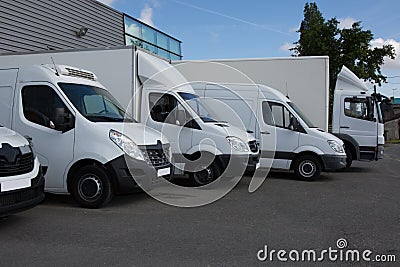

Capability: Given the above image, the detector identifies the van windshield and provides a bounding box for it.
[178,92,220,123]
[58,83,135,123]
[287,102,316,128]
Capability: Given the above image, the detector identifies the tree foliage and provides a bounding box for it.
[291,2,395,105]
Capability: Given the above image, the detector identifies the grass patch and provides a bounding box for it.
[386,139,400,144]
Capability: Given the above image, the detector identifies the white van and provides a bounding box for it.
[0,47,260,186]
[0,126,44,216]
[194,83,347,180]
[0,64,172,208]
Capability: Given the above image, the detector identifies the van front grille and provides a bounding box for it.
[0,153,34,177]
[142,148,170,169]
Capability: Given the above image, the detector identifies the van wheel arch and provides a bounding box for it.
[67,159,116,193]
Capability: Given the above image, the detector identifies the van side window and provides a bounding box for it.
[344,97,374,121]
[149,93,192,125]
[264,102,294,129]
[22,85,72,130]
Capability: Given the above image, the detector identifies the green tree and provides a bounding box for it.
[291,2,395,119]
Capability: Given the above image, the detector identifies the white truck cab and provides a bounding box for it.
[0,126,44,216]
[0,64,172,208]
[332,66,385,167]
[195,83,347,180]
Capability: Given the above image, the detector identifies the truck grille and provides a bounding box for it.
[0,152,34,177]
[0,176,43,208]
[142,148,170,169]
[248,140,259,153]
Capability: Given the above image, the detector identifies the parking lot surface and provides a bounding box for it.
[1,145,399,266]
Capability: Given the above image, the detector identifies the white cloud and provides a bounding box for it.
[280,42,295,52]
[371,38,400,70]
[140,4,154,26]
[338,17,357,29]
[96,0,116,6]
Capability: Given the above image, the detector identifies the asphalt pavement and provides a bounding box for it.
[1,145,399,266]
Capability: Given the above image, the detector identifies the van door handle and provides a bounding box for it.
[261,131,270,135]
[340,126,350,129]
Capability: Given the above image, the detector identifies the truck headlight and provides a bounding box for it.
[226,136,249,152]
[109,130,145,161]
[328,140,344,153]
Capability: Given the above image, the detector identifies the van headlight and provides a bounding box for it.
[109,130,145,161]
[328,140,344,153]
[226,136,249,152]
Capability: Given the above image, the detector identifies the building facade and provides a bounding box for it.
[0,0,182,60]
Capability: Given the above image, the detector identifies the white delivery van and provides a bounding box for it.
[193,83,347,180]
[0,125,44,216]
[173,57,384,168]
[0,64,172,208]
[0,47,260,186]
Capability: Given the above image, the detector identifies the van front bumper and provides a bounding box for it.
[218,154,260,177]
[321,155,347,171]
[0,171,45,217]
[106,155,173,195]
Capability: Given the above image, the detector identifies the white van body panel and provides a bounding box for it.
[190,82,345,171]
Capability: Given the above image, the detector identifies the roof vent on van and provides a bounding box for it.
[43,64,97,81]
[62,66,97,81]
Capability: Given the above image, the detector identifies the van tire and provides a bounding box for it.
[293,155,321,181]
[344,147,353,169]
[189,161,221,186]
[70,165,113,208]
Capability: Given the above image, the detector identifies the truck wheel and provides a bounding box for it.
[344,147,353,169]
[293,155,321,181]
[189,162,221,186]
[70,165,113,208]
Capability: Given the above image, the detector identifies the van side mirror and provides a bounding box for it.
[289,117,300,131]
[176,110,186,126]
[184,119,201,130]
[54,108,75,133]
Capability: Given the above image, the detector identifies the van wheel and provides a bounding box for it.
[189,162,221,186]
[293,155,321,181]
[70,165,113,208]
[344,147,353,169]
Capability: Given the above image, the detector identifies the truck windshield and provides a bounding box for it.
[287,102,316,128]
[178,92,220,123]
[58,83,135,123]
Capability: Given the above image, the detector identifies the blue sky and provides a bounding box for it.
[101,0,400,97]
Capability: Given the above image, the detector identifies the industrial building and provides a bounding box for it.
[0,0,182,60]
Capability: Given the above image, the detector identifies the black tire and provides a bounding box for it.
[344,147,353,169]
[70,165,113,208]
[189,161,221,186]
[293,155,321,181]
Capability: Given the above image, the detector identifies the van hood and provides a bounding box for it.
[95,122,168,146]
[0,127,29,148]
[207,122,256,143]
[308,127,344,145]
